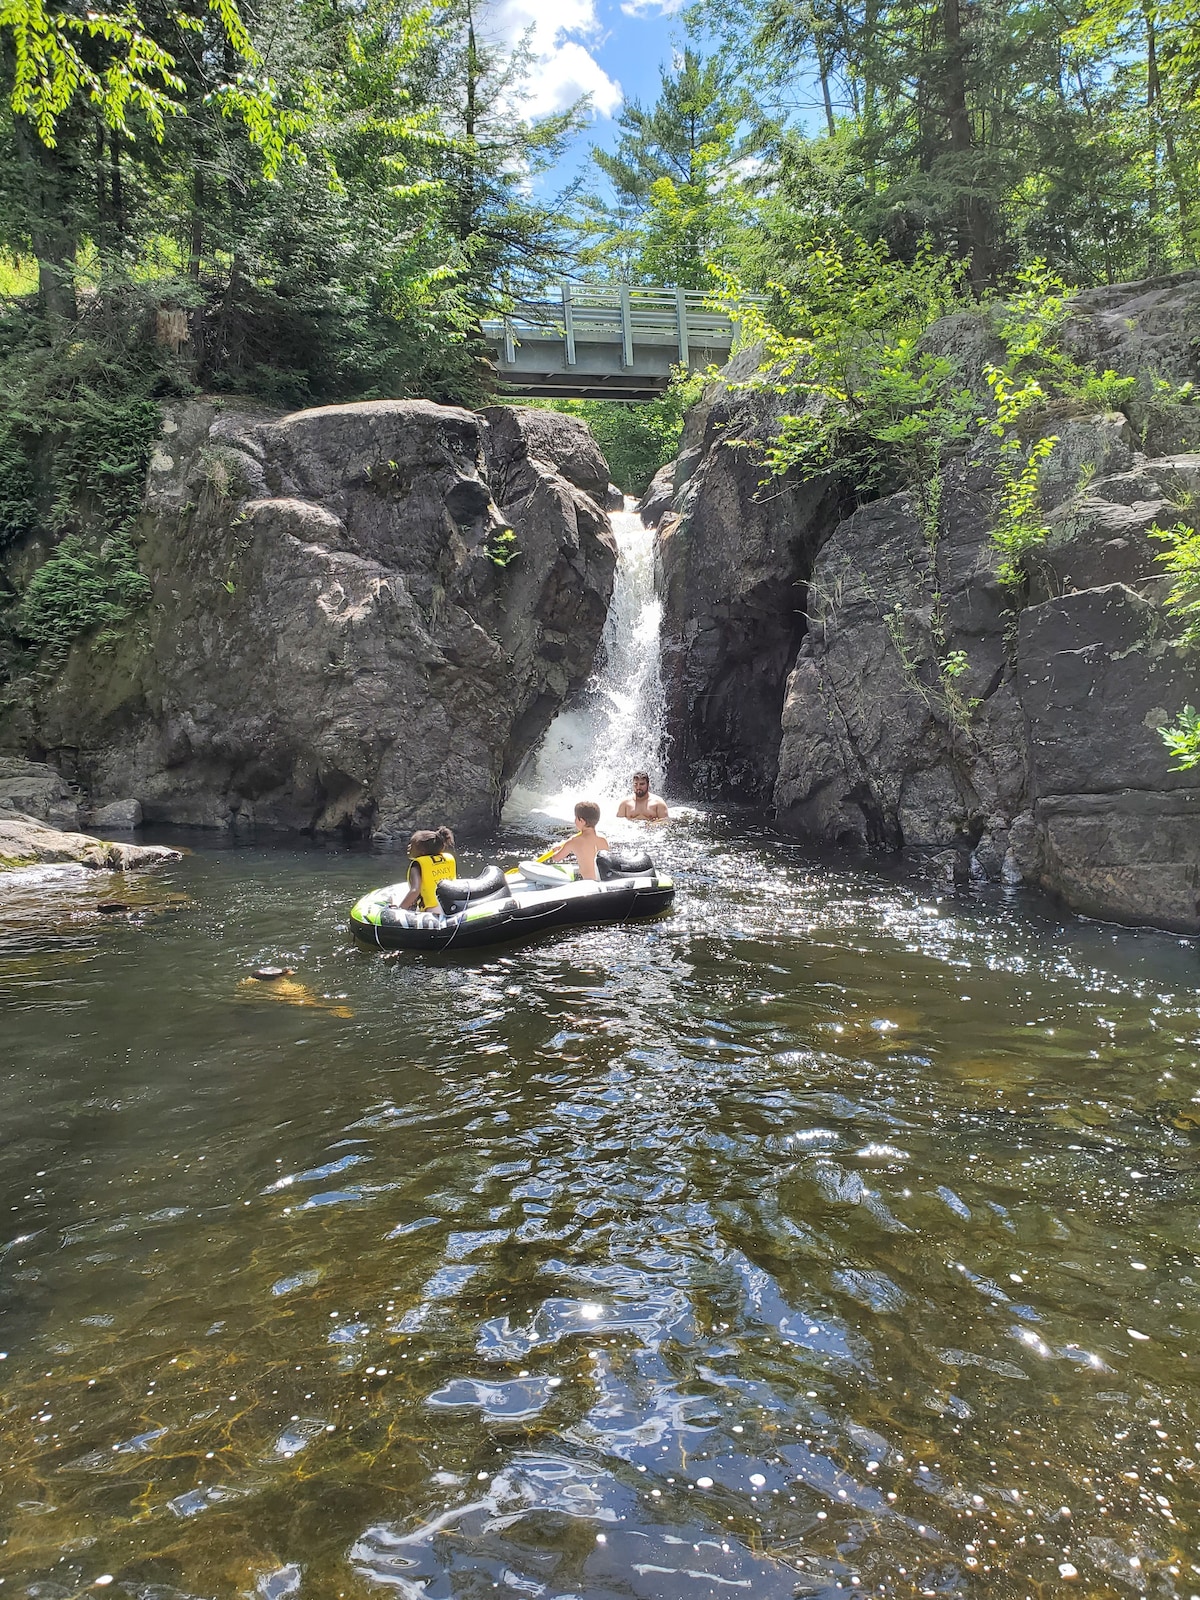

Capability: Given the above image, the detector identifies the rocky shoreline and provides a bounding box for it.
[0,758,180,870]
[0,810,181,873]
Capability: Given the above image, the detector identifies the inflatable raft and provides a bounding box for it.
[350,850,674,952]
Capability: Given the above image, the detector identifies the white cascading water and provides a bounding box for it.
[504,498,667,828]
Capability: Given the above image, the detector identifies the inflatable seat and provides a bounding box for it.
[595,848,655,881]
[437,863,512,916]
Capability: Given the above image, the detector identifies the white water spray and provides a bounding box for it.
[504,499,667,828]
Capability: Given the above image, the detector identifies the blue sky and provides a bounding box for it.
[488,0,693,192]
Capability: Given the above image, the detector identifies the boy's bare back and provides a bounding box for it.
[551,811,608,881]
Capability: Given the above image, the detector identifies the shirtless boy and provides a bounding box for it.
[616,770,669,821]
[550,800,609,881]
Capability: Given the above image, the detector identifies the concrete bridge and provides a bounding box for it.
[482,285,751,401]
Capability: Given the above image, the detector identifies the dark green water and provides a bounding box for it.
[2,820,1198,1599]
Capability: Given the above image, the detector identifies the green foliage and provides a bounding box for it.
[0,284,177,657]
[1158,705,1200,770]
[2,0,298,169]
[1074,370,1141,411]
[0,0,583,408]
[0,425,37,543]
[1151,520,1200,650]
[485,525,518,567]
[978,329,1061,588]
[0,254,37,295]
[975,263,1144,585]
[13,531,150,655]
[579,50,754,287]
[0,330,165,539]
[727,236,975,497]
[693,0,1200,289]
[528,372,705,494]
[739,253,1181,598]
[986,425,1059,587]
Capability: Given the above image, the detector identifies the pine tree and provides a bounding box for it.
[580,49,754,287]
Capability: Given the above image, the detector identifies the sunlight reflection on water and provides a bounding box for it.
[1,817,1198,1597]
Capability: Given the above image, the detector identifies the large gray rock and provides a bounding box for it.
[658,374,844,799]
[774,461,1022,853]
[30,400,616,836]
[1064,272,1200,385]
[1063,272,1200,454]
[1029,454,1200,599]
[481,406,610,505]
[1032,791,1200,930]
[771,453,1200,928]
[638,464,676,530]
[1017,584,1194,796]
[1015,583,1200,928]
[91,798,143,830]
[0,813,179,871]
[659,274,1200,929]
[0,757,79,829]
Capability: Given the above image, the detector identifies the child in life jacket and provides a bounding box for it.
[400,826,456,910]
[549,801,608,881]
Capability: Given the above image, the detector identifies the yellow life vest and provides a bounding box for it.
[411,852,456,911]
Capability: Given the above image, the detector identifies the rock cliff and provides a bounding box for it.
[652,274,1200,931]
[656,348,846,799]
[22,400,616,835]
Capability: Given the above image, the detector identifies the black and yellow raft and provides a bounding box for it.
[350,850,674,952]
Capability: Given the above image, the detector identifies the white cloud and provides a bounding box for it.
[618,0,685,17]
[485,0,623,118]
[527,39,625,116]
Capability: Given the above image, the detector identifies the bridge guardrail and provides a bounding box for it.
[483,284,764,370]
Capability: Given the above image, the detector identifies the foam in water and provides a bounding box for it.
[505,498,667,828]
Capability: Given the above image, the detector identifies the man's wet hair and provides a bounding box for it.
[632,770,649,783]
[575,800,601,827]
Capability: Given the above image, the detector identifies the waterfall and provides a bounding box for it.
[504,498,666,826]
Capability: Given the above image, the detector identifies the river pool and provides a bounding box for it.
[1,819,1198,1599]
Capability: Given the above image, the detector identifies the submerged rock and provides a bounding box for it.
[28,399,616,837]
[0,813,180,872]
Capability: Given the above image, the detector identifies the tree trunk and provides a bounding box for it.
[110,138,126,250]
[16,119,78,328]
[189,167,205,279]
[1145,4,1160,273]
[815,36,836,139]
[1144,2,1195,263]
[95,126,109,253]
[941,0,992,290]
[861,0,878,194]
[457,0,479,244]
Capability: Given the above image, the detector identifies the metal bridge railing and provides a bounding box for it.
[483,284,759,371]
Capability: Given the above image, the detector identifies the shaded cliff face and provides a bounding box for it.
[775,446,1200,930]
[33,399,616,835]
[656,351,845,799]
[654,275,1200,931]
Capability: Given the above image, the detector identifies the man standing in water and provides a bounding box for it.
[617,771,669,821]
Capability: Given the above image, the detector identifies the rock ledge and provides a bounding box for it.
[0,813,181,872]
